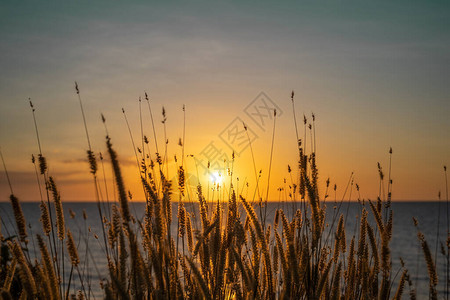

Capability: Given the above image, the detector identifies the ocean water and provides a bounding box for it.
[0,201,448,299]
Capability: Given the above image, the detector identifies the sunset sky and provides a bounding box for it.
[0,1,449,202]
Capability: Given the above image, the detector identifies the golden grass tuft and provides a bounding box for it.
[9,194,27,243]
[39,201,51,236]
[8,240,36,297]
[66,230,80,267]
[48,177,65,240]
[37,234,59,299]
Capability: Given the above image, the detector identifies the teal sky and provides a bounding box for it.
[0,1,449,201]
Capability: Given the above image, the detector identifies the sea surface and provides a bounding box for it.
[0,201,448,299]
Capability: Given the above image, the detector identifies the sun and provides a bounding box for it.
[210,171,223,185]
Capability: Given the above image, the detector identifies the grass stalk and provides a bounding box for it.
[263,109,277,229]
[243,122,261,205]
[445,165,449,300]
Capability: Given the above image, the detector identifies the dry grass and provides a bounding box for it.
[0,88,447,299]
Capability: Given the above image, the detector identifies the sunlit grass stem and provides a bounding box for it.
[263,109,277,229]
[122,108,141,171]
[145,92,160,155]
[243,122,261,205]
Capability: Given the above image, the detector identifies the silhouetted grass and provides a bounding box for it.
[0,88,447,299]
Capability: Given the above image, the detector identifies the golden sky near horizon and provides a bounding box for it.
[0,1,449,202]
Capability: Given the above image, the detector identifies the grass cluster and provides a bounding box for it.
[0,86,448,299]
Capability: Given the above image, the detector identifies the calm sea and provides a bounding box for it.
[0,201,448,299]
